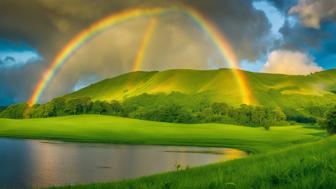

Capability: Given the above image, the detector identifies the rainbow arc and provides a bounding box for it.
[28,6,254,106]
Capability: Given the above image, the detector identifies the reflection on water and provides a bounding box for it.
[0,138,247,188]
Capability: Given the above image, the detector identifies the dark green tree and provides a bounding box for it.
[51,97,66,116]
[323,107,336,134]
[109,100,123,115]
[90,100,112,115]
[65,98,83,115]
[91,101,104,114]
[0,103,28,119]
[211,103,229,116]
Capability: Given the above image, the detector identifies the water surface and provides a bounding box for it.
[0,138,246,188]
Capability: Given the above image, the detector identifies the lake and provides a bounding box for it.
[0,138,247,188]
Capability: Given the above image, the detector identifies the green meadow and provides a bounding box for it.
[0,115,325,153]
[0,115,333,189]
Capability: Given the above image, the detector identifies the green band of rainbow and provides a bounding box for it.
[28,6,254,106]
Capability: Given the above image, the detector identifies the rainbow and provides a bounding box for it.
[184,7,253,105]
[133,18,158,71]
[28,6,254,106]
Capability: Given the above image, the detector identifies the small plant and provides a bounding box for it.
[264,124,271,130]
[175,163,182,171]
[162,182,172,189]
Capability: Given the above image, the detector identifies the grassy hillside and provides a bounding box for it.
[51,136,336,189]
[66,69,336,107]
[0,115,326,153]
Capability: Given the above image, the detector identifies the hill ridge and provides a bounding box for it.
[66,68,336,107]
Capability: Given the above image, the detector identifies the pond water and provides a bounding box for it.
[0,138,247,188]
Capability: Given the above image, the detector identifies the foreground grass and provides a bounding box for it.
[0,115,331,188]
[0,115,325,153]
[51,136,336,189]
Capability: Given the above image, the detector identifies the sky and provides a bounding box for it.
[0,0,335,105]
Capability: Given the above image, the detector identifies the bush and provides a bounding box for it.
[284,108,316,123]
[323,107,336,134]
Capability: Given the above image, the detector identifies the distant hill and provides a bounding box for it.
[66,69,336,108]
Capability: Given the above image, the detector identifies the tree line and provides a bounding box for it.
[0,95,288,128]
[1,93,335,133]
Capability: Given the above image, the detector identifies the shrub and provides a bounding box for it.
[323,107,336,134]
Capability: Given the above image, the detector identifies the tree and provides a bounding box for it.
[90,100,111,115]
[109,100,123,115]
[323,107,336,134]
[79,97,93,114]
[0,106,6,113]
[0,103,28,119]
[91,101,104,114]
[137,104,195,123]
[34,103,56,118]
[65,98,83,115]
[63,97,92,115]
[211,103,229,116]
[51,97,66,116]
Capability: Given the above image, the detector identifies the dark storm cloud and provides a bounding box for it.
[278,20,331,51]
[269,0,336,52]
[184,0,272,61]
[289,0,336,29]
[0,0,271,61]
[0,61,46,105]
[0,0,273,104]
[0,39,44,104]
[253,0,333,52]
[258,0,336,73]
[264,0,297,13]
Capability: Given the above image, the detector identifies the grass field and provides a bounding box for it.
[51,136,336,189]
[0,115,332,189]
[0,115,325,154]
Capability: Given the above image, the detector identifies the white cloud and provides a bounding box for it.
[289,0,336,29]
[262,50,323,75]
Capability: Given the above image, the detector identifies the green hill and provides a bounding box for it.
[66,69,336,108]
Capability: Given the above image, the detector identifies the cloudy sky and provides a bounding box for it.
[0,0,335,105]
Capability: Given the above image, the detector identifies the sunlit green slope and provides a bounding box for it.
[67,69,336,107]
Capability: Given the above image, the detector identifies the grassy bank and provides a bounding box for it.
[0,115,325,153]
[51,136,336,189]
